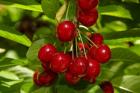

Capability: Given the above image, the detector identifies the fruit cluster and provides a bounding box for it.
[77,0,99,27]
[33,0,113,92]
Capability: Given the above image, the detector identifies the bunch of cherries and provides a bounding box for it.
[33,0,114,93]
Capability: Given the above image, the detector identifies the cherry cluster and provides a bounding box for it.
[33,22,111,86]
[77,0,99,27]
[33,0,113,92]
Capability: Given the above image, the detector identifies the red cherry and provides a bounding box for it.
[95,44,111,63]
[69,57,87,77]
[77,8,98,27]
[78,0,99,11]
[78,42,89,51]
[91,33,104,45]
[38,71,57,86]
[100,81,114,93]
[88,46,97,59]
[85,58,100,78]
[57,21,76,42]
[38,44,57,64]
[50,52,72,73]
[65,71,80,85]
[41,63,50,72]
[33,70,42,86]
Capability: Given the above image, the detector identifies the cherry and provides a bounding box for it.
[57,21,76,42]
[65,71,80,85]
[91,33,104,45]
[78,42,89,51]
[33,71,57,86]
[100,81,114,93]
[77,8,98,27]
[95,44,111,63]
[88,46,97,59]
[38,44,57,64]
[41,63,50,72]
[33,70,42,86]
[78,0,99,11]
[85,58,100,78]
[50,52,72,73]
[38,71,57,86]
[69,57,87,77]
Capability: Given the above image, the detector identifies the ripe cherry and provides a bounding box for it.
[100,81,114,93]
[38,71,57,86]
[50,52,71,73]
[38,44,57,64]
[69,57,87,77]
[41,63,50,72]
[88,46,97,59]
[95,44,111,63]
[77,8,98,27]
[33,70,42,86]
[78,42,89,51]
[65,71,80,85]
[57,21,76,42]
[91,33,104,45]
[33,71,57,86]
[85,58,100,78]
[78,0,99,11]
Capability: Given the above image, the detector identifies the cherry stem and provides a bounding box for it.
[75,38,78,57]
[71,41,74,60]
[64,46,67,54]
[77,30,87,59]
[82,34,98,48]
[65,0,70,20]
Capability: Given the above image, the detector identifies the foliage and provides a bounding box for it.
[0,0,140,93]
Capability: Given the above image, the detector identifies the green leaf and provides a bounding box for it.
[99,48,140,80]
[104,30,140,47]
[112,75,140,93]
[1,79,23,87]
[99,5,132,19]
[0,25,32,47]
[0,0,42,12]
[0,58,28,70]
[0,71,19,80]
[103,20,127,32]
[110,48,140,63]
[103,28,140,40]
[56,85,76,93]
[26,39,51,62]
[32,87,53,93]
[122,0,139,3]
[56,0,67,22]
[65,0,76,20]
[41,0,60,18]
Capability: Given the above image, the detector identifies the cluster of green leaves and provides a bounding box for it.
[0,0,140,93]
